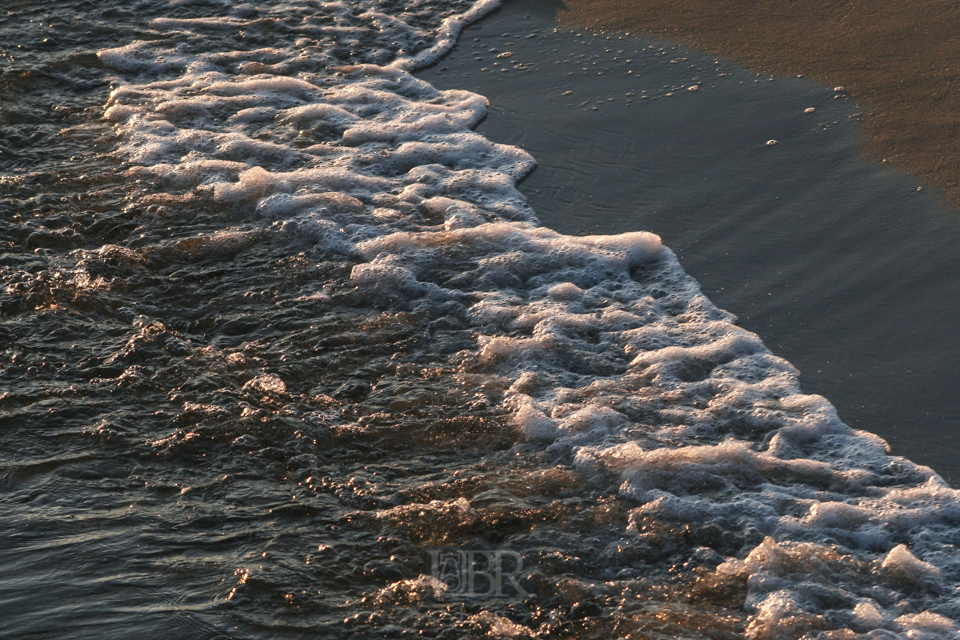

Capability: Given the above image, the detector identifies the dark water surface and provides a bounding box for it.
[418,0,960,484]
[0,2,527,638]
[0,2,750,638]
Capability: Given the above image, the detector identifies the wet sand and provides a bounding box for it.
[558,0,960,206]
[418,0,960,483]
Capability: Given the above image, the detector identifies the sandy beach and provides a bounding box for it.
[559,0,960,206]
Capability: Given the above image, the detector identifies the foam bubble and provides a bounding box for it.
[882,544,941,585]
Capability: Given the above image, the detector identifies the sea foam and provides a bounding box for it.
[97,0,960,636]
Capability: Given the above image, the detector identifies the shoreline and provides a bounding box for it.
[557,0,960,207]
[417,0,960,484]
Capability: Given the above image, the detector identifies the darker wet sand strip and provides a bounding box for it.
[559,0,960,205]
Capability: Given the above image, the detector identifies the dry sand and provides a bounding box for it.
[558,0,960,205]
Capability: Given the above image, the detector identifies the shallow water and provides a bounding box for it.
[4,1,960,639]
[418,0,960,484]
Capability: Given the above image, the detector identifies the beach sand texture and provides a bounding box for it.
[560,0,960,205]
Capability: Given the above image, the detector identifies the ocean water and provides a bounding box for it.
[2,1,960,639]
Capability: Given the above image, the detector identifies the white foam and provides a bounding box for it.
[387,0,502,72]
[98,0,960,635]
[882,544,941,585]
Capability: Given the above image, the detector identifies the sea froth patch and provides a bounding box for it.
[95,0,960,636]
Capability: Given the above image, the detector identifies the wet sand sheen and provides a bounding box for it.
[559,0,960,206]
[417,0,960,483]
